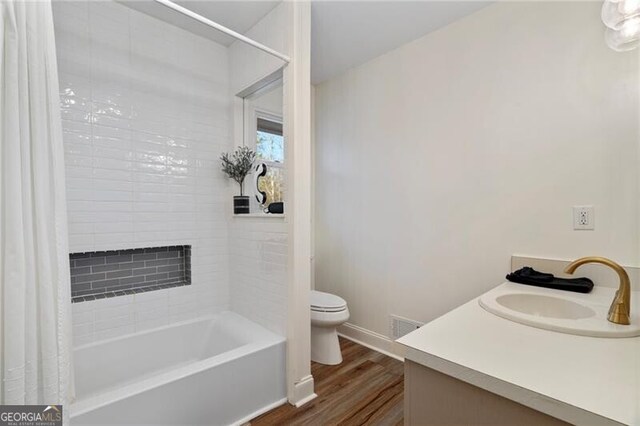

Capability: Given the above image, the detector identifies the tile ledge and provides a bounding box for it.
[232,213,286,219]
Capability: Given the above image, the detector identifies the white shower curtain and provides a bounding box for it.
[0,0,74,412]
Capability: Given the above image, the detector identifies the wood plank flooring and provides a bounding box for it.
[250,337,404,426]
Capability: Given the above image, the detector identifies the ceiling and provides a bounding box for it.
[123,1,490,84]
[121,1,281,46]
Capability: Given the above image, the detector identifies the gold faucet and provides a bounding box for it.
[564,256,631,325]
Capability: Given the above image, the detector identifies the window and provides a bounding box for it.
[240,79,284,213]
[257,117,283,163]
[255,113,284,208]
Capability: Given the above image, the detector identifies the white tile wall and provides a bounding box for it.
[226,3,292,337]
[53,0,232,345]
[71,284,218,346]
[229,218,288,336]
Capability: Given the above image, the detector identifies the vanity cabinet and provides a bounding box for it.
[404,360,570,425]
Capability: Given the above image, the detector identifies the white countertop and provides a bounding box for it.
[397,282,640,426]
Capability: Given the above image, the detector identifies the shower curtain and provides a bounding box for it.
[0,0,74,413]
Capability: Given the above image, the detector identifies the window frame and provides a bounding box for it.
[246,106,285,208]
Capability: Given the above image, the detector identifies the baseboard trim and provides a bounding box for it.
[294,391,318,408]
[338,322,405,362]
[289,374,317,407]
[231,397,287,425]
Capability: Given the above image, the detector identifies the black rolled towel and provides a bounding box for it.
[506,267,594,293]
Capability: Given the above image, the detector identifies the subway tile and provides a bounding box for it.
[106,269,133,279]
[91,278,121,289]
[132,267,156,276]
[101,282,133,293]
[74,272,106,284]
[75,257,106,267]
[157,250,180,259]
[92,263,120,273]
[70,267,91,276]
[105,254,133,264]
[144,258,167,267]
[94,304,133,322]
[120,276,141,285]
[157,264,179,273]
[119,261,145,269]
[145,273,168,282]
[132,253,156,261]
[167,271,184,279]
[73,322,93,338]
[94,314,134,333]
[71,283,92,293]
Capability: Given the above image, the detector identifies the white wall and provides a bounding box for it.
[53,0,231,345]
[227,4,290,337]
[314,2,639,340]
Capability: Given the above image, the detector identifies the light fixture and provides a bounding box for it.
[602,0,640,51]
[619,0,640,16]
[605,16,640,51]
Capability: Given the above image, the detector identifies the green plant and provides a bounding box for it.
[220,146,256,196]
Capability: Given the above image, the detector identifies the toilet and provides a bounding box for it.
[310,290,350,365]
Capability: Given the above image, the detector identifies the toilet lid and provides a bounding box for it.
[311,290,347,312]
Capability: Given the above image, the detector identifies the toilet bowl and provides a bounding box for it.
[310,290,350,365]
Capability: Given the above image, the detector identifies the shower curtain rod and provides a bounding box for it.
[153,0,291,63]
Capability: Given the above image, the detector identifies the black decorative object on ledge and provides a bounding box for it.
[221,146,256,214]
[233,195,250,214]
[254,162,268,206]
[69,245,191,303]
[267,201,284,214]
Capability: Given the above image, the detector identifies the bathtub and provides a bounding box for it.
[70,312,286,425]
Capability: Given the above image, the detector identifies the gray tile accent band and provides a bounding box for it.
[69,246,191,301]
[71,282,188,304]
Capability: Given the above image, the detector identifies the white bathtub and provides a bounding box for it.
[70,312,286,425]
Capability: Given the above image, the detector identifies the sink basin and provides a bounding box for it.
[479,283,640,338]
[495,294,595,320]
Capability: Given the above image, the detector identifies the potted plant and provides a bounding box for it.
[220,146,256,214]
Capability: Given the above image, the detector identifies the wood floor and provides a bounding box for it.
[250,337,404,426]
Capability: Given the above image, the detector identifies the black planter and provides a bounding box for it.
[233,196,250,214]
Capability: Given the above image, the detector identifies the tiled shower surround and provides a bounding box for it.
[53,0,290,344]
[70,246,191,302]
[54,1,231,344]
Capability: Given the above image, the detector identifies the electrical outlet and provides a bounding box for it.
[573,206,594,230]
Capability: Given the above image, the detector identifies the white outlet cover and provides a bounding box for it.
[573,205,594,230]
